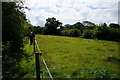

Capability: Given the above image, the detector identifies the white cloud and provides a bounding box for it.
[36,16,45,26]
[24,0,119,26]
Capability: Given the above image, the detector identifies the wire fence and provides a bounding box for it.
[34,37,53,80]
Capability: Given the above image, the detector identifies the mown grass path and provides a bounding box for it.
[36,35,120,78]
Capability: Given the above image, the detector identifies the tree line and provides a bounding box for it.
[33,17,120,42]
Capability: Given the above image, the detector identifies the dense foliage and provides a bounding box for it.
[60,29,81,37]
[33,17,120,42]
[43,17,62,35]
[2,2,31,78]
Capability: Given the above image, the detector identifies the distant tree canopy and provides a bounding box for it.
[43,17,62,35]
[61,28,81,37]
[94,23,109,40]
[2,2,31,78]
[72,22,85,30]
[83,21,96,29]
[64,24,71,29]
[109,23,120,29]
[33,26,44,34]
[83,21,95,26]
[34,18,120,42]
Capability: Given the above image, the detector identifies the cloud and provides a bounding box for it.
[24,0,119,26]
[36,16,45,26]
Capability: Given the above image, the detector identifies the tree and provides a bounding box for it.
[108,28,120,41]
[2,2,30,78]
[72,22,84,30]
[60,29,81,37]
[94,23,109,40]
[83,21,96,29]
[82,29,94,39]
[109,23,120,29]
[64,24,71,29]
[33,26,44,34]
[44,17,62,35]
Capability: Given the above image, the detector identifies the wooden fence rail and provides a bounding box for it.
[34,37,53,80]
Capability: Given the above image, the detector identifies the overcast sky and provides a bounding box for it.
[24,0,119,26]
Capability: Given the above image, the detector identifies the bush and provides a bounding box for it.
[2,2,30,78]
[60,29,81,37]
[108,28,120,41]
[82,29,94,39]
[94,25,120,41]
[94,23,109,40]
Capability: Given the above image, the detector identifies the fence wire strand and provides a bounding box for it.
[35,38,53,80]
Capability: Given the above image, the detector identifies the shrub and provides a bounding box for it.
[82,29,94,39]
[60,29,81,37]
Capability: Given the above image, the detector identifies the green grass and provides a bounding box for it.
[36,35,120,78]
[14,38,36,79]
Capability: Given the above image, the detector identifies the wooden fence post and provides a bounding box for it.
[35,52,40,80]
[34,38,40,80]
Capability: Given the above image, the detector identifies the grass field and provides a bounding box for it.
[36,35,120,78]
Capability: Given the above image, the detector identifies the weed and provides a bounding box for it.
[104,56,120,65]
[92,68,115,78]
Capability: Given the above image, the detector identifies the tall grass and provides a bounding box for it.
[36,35,120,78]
